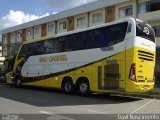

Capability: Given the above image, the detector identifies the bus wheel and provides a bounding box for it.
[14,78,21,88]
[77,80,90,96]
[62,79,73,94]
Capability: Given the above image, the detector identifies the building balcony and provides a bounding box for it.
[138,10,160,22]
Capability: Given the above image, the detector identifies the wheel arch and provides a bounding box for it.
[61,76,73,88]
[76,77,90,87]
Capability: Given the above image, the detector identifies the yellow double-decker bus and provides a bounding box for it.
[6,18,156,95]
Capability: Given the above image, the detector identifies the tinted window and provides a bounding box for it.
[18,22,128,57]
[75,32,86,50]
[106,22,128,46]
[5,57,15,72]
[86,30,99,49]
[42,39,54,54]
[136,20,155,42]
[19,41,44,58]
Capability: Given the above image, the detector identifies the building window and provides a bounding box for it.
[17,31,22,39]
[11,32,16,39]
[3,46,7,52]
[92,13,103,23]
[107,9,112,15]
[153,26,160,37]
[34,27,40,36]
[59,21,67,30]
[48,23,54,33]
[119,5,132,18]
[138,3,149,14]
[4,36,7,41]
[16,31,22,43]
[138,0,160,14]
[11,32,16,43]
[27,29,33,38]
[149,0,160,12]
[17,31,22,38]
[77,17,86,27]
[3,36,7,44]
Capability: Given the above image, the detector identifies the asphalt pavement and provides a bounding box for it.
[0,85,160,120]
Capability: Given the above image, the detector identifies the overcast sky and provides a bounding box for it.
[0,0,97,38]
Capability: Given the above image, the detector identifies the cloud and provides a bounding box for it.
[44,0,97,11]
[0,10,49,41]
[0,10,49,31]
[0,0,96,41]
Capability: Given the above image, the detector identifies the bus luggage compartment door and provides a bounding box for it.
[103,62,120,89]
[97,60,120,90]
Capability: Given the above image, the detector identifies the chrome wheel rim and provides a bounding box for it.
[64,82,72,92]
[80,83,88,93]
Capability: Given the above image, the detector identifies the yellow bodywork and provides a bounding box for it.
[6,45,155,93]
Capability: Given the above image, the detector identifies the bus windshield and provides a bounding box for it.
[10,43,22,56]
[4,57,15,73]
[136,20,155,42]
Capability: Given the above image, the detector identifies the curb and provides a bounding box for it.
[120,91,160,99]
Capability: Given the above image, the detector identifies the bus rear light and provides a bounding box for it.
[129,63,137,82]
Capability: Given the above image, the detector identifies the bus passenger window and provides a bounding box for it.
[43,40,54,54]
[54,38,62,53]
[76,32,86,50]
[86,30,99,49]
[106,22,128,46]
[98,28,106,47]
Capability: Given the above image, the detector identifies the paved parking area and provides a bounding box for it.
[0,85,159,120]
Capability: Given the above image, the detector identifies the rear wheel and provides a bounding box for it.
[62,79,73,94]
[77,80,90,96]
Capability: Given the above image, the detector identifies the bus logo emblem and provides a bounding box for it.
[143,27,149,35]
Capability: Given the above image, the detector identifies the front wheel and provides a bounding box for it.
[77,80,90,96]
[14,77,21,88]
